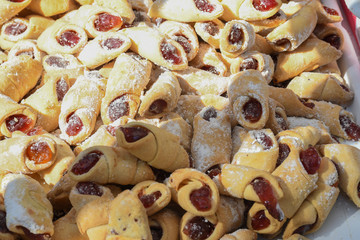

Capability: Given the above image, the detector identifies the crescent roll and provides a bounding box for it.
[0,0,32,26]
[312,1,342,24]
[94,0,135,24]
[264,98,289,135]
[238,0,283,21]
[194,19,225,49]
[313,24,344,50]
[247,10,287,36]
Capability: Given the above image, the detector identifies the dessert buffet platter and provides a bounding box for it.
[0,0,359,239]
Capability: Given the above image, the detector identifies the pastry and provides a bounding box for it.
[220,228,257,240]
[7,39,45,62]
[0,0,32,25]
[148,208,180,240]
[194,19,225,49]
[264,98,289,135]
[313,24,344,50]
[27,0,77,17]
[94,0,135,24]
[238,0,282,21]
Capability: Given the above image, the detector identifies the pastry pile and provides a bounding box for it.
[0,0,359,239]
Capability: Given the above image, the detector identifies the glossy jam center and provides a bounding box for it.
[66,113,83,136]
[240,58,259,71]
[15,49,35,59]
[183,216,215,240]
[253,0,278,12]
[194,0,215,13]
[108,95,130,122]
[160,41,182,65]
[76,182,103,196]
[45,56,70,68]
[101,38,124,50]
[5,114,33,133]
[0,211,9,233]
[56,77,69,102]
[323,34,341,49]
[138,190,162,208]
[202,108,217,121]
[190,184,212,211]
[94,13,122,32]
[5,22,27,36]
[71,150,103,175]
[149,99,167,115]
[174,34,192,53]
[323,6,339,16]
[299,146,321,175]
[251,210,270,230]
[242,98,262,123]
[275,112,288,130]
[228,24,244,46]
[203,21,219,36]
[120,126,149,142]
[276,143,290,167]
[200,65,219,75]
[57,30,80,48]
[25,141,53,165]
[254,131,273,150]
[339,115,360,141]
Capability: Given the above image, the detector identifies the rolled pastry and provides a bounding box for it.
[52,208,87,240]
[0,94,37,137]
[194,19,224,49]
[220,229,257,240]
[231,126,248,159]
[320,144,360,207]
[158,21,199,61]
[266,4,317,52]
[250,33,274,55]
[0,0,32,26]
[313,24,344,50]
[273,34,342,82]
[280,0,306,17]
[264,98,289,135]
[149,208,180,240]
[138,71,181,118]
[129,0,153,12]
[86,225,107,240]
[315,61,341,75]
[312,1,342,24]
[37,20,88,55]
[219,20,255,58]
[132,180,171,216]
[0,55,42,102]
[0,134,57,174]
[191,106,232,172]
[247,10,287,36]
[238,0,283,21]
[166,168,220,216]
[148,0,224,22]
[106,190,152,240]
[116,121,190,172]
[69,146,155,185]
[286,72,354,106]
[232,129,279,172]
[77,32,131,69]
[228,70,269,130]
[94,0,135,24]
[230,51,274,83]
[123,24,188,70]
[7,39,45,62]
[27,0,76,17]
[3,174,53,237]
[219,0,245,21]
[59,72,106,145]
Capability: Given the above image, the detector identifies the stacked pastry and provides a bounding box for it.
[0,0,358,239]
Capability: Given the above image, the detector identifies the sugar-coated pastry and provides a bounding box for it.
[129,0,153,12]
[238,0,283,21]
[220,228,257,240]
[7,39,45,62]
[219,0,245,21]
[194,19,225,49]
[0,0,32,25]
[315,61,341,75]
[250,34,274,55]
[313,24,344,50]
[52,208,87,240]
[280,0,307,17]
[231,126,248,159]
[264,98,289,135]
[69,146,155,185]
[148,208,180,240]
[148,0,224,22]
[312,0,342,24]
[248,10,287,36]
[94,0,135,24]
[27,0,77,17]
[228,70,269,130]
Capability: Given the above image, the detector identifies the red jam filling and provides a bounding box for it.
[21,227,51,240]
[340,84,350,92]
[71,150,103,175]
[323,6,339,16]
[242,98,262,123]
[194,0,215,13]
[323,34,341,49]
[200,65,219,75]
[275,112,288,130]
[253,0,278,12]
[202,108,217,121]
[25,141,53,165]
[138,190,162,208]
[240,58,259,71]
[205,165,221,179]
[299,146,321,175]
[65,112,83,136]
[174,34,192,53]
[56,77,69,102]
[276,143,290,167]
[183,216,215,240]
[202,21,219,36]
[228,24,244,46]
[0,211,9,233]
[76,182,103,196]
[101,38,124,50]
[4,22,27,36]
[251,177,283,221]
[108,95,130,122]
[45,56,70,68]
[149,99,167,115]
[151,226,163,240]
[254,131,273,150]
[8,0,26,2]
[94,13,123,32]
[120,126,149,142]
[251,210,270,230]
[160,40,183,65]
[339,115,360,141]
[190,184,212,212]
[5,114,33,133]
[56,30,80,48]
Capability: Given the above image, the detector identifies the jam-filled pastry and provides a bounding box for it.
[286,72,354,106]
[282,157,340,238]
[0,94,37,137]
[59,72,106,145]
[266,4,317,52]
[247,202,286,235]
[312,1,342,24]
[149,208,180,240]
[132,180,171,216]
[138,71,181,118]
[123,25,188,70]
[279,0,306,17]
[247,10,287,36]
[158,113,193,152]
[37,20,88,55]
[27,0,76,17]
[3,174,53,238]
[264,98,288,135]
[0,55,42,102]
[0,134,57,174]
[7,39,45,62]
[86,225,107,240]
[273,34,342,83]
[194,19,224,49]
[216,195,246,233]
[313,24,344,50]
[189,42,228,76]
[232,129,279,172]
[94,0,135,24]
[116,121,190,172]
[231,126,248,158]
[219,0,245,21]
[174,66,229,96]
[158,21,199,61]
[166,168,219,216]
[220,228,257,240]
[268,86,316,119]
[106,190,152,240]
[250,34,274,55]
[220,20,255,58]
[238,0,283,21]
[101,53,151,125]
[148,0,224,22]
[0,0,32,25]
[22,74,71,132]
[315,61,341,75]
[69,146,155,185]
[77,32,131,69]
[52,208,87,240]
[191,107,231,172]
[230,51,274,83]
[320,144,360,207]
[228,70,269,130]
